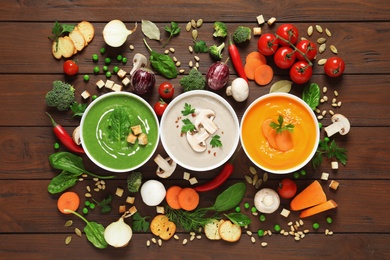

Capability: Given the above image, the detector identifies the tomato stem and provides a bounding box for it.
[275,34,313,66]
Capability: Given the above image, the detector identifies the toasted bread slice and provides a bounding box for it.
[77,21,95,43]
[150,215,176,240]
[52,36,75,59]
[69,28,86,51]
[218,220,241,242]
[204,219,224,240]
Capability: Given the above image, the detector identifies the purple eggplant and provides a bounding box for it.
[206,61,230,90]
[131,68,156,95]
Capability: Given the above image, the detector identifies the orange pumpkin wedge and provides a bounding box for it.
[300,200,338,218]
[290,181,327,211]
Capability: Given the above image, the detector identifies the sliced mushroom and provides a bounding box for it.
[194,109,218,134]
[324,114,350,137]
[154,154,176,178]
[130,53,147,75]
[72,126,81,145]
[186,128,210,152]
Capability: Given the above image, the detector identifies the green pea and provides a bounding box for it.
[259,214,266,222]
[116,54,123,61]
[257,229,264,237]
[324,137,330,143]
[92,95,98,100]
[293,172,300,179]
[100,47,106,54]
[92,54,98,62]
[326,217,333,224]
[89,203,95,209]
[318,122,323,128]
[235,206,241,213]
[244,202,250,209]
[251,206,257,213]
[113,66,119,73]
[105,57,111,64]
[82,207,89,215]
[54,142,60,149]
[84,200,90,206]
[103,65,108,72]
[300,169,307,176]
[83,75,90,82]
[274,224,281,232]
[312,222,320,229]
[106,71,112,78]
[122,57,128,63]
[93,66,100,74]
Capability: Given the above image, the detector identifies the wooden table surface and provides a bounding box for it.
[1,0,389,259]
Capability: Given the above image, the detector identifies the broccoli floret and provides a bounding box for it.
[179,68,206,92]
[232,26,252,44]
[127,171,143,193]
[209,42,225,61]
[213,21,228,38]
[45,80,75,111]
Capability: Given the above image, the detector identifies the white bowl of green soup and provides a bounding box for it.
[80,92,159,172]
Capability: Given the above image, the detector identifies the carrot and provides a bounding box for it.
[177,187,200,211]
[262,119,278,150]
[275,131,293,152]
[246,51,267,64]
[244,59,264,80]
[300,200,338,218]
[165,185,183,210]
[254,64,273,86]
[290,181,327,211]
[57,191,80,214]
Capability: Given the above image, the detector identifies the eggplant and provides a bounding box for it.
[206,61,230,90]
[131,68,156,95]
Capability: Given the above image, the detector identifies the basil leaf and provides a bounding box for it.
[49,152,86,174]
[208,182,246,212]
[225,213,251,227]
[302,83,320,110]
[150,50,178,79]
[84,221,108,249]
[141,20,161,41]
[47,170,79,194]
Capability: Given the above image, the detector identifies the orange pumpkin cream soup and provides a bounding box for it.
[241,94,318,173]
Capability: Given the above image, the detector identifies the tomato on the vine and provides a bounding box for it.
[295,40,317,61]
[277,178,297,199]
[158,82,174,99]
[274,46,296,69]
[154,99,168,116]
[63,60,79,76]
[290,61,312,84]
[324,57,345,77]
[276,24,299,46]
[257,33,279,56]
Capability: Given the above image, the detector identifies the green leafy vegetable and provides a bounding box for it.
[92,195,113,214]
[127,171,143,193]
[302,83,320,110]
[225,212,251,226]
[270,115,294,134]
[132,212,150,232]
[45,80,75,111]
[49,21,75,51]
[143,38,177,79]
[70,101,87,117]
[204,182,246,212]
[163,22,181,47]
[179,68,206,92]
[107,108,131,143]
[193,40,208,53]
[210,135,222,148]
[181,118,195,133]
[312,139,348,168]
[181,103,195,116]
[47,170,79,194]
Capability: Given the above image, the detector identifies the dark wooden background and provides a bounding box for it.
[0,0,389,259]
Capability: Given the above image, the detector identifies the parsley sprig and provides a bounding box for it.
[210,135,222,148]
[132,212,150,232]
[92,195,113,214]
[181,103,195,116]
[312,139,348,168]
[49,21,75,51]
[181,118,195,133]
[162,22,181,48]
[269,115,294,134]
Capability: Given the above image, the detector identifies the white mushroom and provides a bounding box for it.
[186,128,210,152]
[254,188,280,214]
[154,154,176,178]
[130,53,147,75]
[324,114,350,137]
[72,126,81,145]
[194,109,218,134]
[226,78,249,102]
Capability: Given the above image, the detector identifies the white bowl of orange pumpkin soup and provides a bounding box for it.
[240,93,319,174]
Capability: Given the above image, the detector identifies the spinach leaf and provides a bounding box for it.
[302,83,320,110]
[205,182,246,212]
[143,38,177,79]
[107,107,131,143]
[225,213,251,227]
[47,170,79,194]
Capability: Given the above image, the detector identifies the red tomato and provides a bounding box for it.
[324,57,345,77]
[276,24,299,46]
[154,99,168,116]
[289,61,313,84]
[274,46,296,69]
[63,60,79,76]
[158,82,174,99]
[277,178,297,199]
[295,40,317,61]
[257,33,279,56]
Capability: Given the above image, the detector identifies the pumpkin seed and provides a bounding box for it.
[252,174,259,186]
[315,25,323,33]
[245,175,253,184]
[325,28,332,37]
[191,19,197,28]
[319,43,326,53]
[330,45,338,54]
[186,22,192,32]
[196,19,203,28]
[249,166,257,175]
[64,220,73,227]
[317,37,326,44]
[65,235,72,245]
[75,227,82,237]
[307,25,313,36]
[318,59,327,65]
[192,29,198,40]
[255,179,263,189]
[263,172,269,182]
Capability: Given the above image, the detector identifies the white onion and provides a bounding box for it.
[140,180,166,206]
[102,20,137,47]
[104,217,132,248]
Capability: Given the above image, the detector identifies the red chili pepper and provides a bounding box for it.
[46,112,85,154]
[193,162,234,192]
[228,37,248,82]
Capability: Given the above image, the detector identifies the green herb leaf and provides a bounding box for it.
[224,213,251,226]
[107,108,131,143]
[162,22,181,47]
[92,195,113,214]
[181,118,195,133]
[143,39,177,79]
[193,40,208,53]
[132,212,150,232]
[312,139,348,168]
[49,21,75,52]
[206,182,246,212]
[181,103,195,116]
[269,115,294,134]
[70,101,87,117]
[302,83,320,110]
[210,135,222,148]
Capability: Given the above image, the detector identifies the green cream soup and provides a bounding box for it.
[81,93,159,171]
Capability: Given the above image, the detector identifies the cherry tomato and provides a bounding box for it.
[257,33,279,56]
[324,57,345,77]
[158,82,174,99]
[276,24,299,46]
[63,60,79,76]
[274,46,296,69]
[154,99,168,116]
[277,178,297,199]
[289,61,313,84]
[295,40,317,61]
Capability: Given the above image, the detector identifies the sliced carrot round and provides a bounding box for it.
[57,191,80,214]
[244,59,264,80]
[254,64,273,86]
[275,131,294,152]
[246,51,267,64]
[262,119,278,150]
[165,185,183,210]
[177,187,199,211]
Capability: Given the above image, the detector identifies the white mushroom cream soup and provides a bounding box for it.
[80,92,159,172]
[160,90,239,171]
[240,93,319,174]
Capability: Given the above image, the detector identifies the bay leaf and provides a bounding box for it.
[141,20,160,41]
[269,80,293,93]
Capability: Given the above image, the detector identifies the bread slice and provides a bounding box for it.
[218,220,241,242]
[51,36,75,59]
[77,21,95,43]
[69,28,86,51]
[204,219,224,240]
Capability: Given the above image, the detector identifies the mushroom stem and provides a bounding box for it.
[324,114,350,137]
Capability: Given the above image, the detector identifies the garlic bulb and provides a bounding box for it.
[104,217,133,248]
[103,20,137,47]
